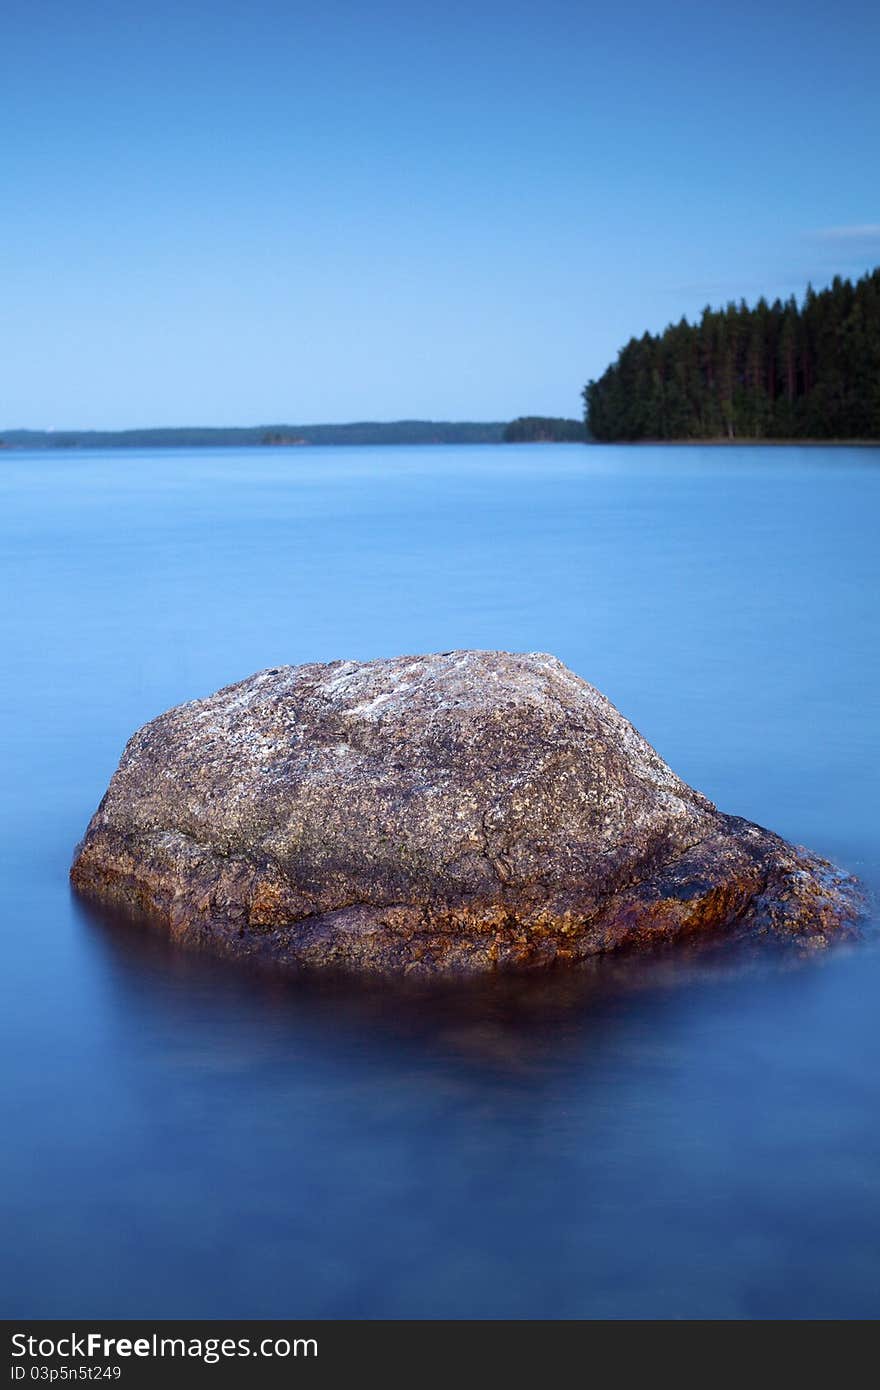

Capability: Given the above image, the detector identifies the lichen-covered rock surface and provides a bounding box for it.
[71,651,860,974]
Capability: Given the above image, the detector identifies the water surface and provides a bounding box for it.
[2,443,878,1318]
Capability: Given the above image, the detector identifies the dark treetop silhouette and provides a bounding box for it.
[584,268,880,442]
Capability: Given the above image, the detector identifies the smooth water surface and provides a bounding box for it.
[2,443,878,1319]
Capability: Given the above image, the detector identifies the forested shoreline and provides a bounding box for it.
[7,270,879,452]
[503,416,588,442]
[0,420,507,450]
[584,269,880,442]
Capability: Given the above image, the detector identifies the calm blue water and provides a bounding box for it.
[2,443,878,1319]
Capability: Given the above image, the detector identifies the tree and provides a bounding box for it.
[583,268,880,441]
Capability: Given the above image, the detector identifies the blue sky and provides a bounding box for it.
[3,0,879,428]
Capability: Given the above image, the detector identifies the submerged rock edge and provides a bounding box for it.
[70,651,862,976]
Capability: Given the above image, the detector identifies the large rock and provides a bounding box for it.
[71,651,859,974]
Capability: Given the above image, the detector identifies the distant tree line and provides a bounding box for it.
[503,416,588,442]
[584,268,880,441]
[0,420,507,450]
